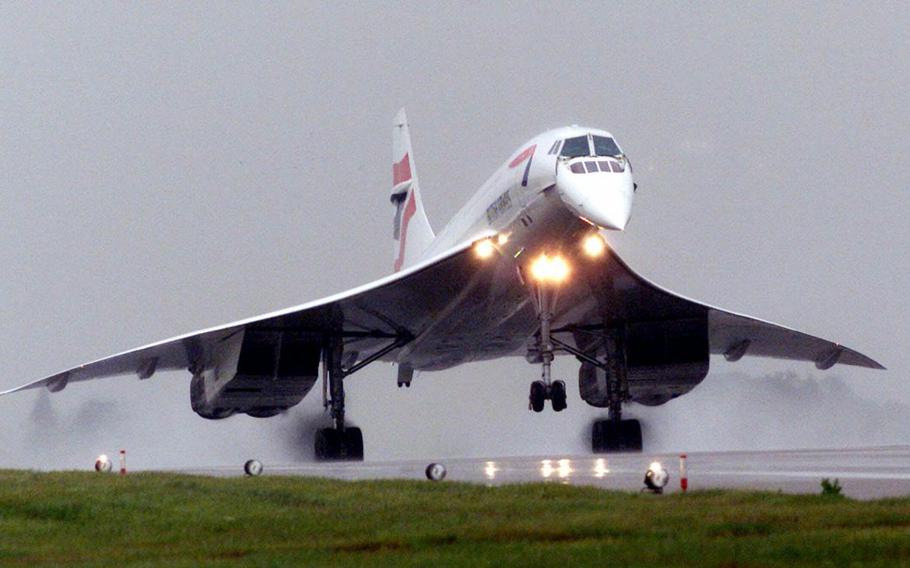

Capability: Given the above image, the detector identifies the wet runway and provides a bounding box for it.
[173,446,910,500]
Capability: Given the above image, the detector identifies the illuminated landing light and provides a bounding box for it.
[582,233,606,257]
[497,232,510,246]
[644,461,669,494]
[474,238,496,259]
[484,461,499,481]
[540,459,554,479]
[530,254,570,283]
[593,458,609,479]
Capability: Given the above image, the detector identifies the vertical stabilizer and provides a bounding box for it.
[391,109,435,272]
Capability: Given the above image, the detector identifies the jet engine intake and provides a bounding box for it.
[190,329,320,419]
[577,317,710,408]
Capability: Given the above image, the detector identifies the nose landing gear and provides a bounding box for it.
[527,275,567,413]
[529,379,567,412]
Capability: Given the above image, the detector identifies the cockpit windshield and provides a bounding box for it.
[560,136,590,158]
[560,134,623,158]
[593,135,622,157]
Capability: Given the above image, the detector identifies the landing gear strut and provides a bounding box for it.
[591,328,641,452]
[528,279,567,413]
[314,341,363,461]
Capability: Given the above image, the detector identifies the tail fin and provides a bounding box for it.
[391,108,435,272]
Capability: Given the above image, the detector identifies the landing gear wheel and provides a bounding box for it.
[550,380,567,412]
[529,381,547,413]
[314,427,364,461]
[592,419,643,453]
[343,427,364,460]
[315,428,341,460]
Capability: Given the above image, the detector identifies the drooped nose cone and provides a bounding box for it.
[556,161,634,230]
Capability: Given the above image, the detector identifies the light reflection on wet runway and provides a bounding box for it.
[168,446,910,500]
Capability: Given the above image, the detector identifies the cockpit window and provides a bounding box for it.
[560,136,590,158]
[593,136,622,156]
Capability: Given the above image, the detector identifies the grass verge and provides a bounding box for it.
[0,470,908,566]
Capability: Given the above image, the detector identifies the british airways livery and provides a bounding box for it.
[4,109,883,460]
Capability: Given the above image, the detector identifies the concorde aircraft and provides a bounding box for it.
[3,110,883,460]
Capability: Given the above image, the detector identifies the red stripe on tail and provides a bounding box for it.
[393,191,417,272]
[393,153,412,186]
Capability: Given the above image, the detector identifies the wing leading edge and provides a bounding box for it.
[0,240,487,396]
[2,235,883,400]
[557,244,885,371]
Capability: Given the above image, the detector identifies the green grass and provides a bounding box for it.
[0,471,909,566]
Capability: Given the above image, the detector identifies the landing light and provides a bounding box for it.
[582,233,606,257]
[530,254,570,283]
[644,461,669,494]
[474,238,496,259]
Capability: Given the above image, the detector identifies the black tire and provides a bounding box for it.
[529,381,547,413]
[314,428,341,460]
[592,419,643,453]
[343,427,364,461]
[551,380,567,412]
[621,419,643,452]
[592,420,605,453]
[592,419,619,453]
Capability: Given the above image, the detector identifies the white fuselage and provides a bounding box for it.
[422,126,636,259]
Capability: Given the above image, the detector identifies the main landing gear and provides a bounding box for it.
[592,401,642,452]
[314,341,364,461]
[311,332,411,461]
[527,275,567,413]
[590,328,642,453]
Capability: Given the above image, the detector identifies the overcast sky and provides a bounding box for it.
[1,2,907,468]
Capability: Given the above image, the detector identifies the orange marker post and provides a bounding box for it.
[679,453,688,492]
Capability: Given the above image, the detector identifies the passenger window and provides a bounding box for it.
[569,162,585,174]
[593,136,622,157]
[584,161,599,173]
[560,136,590,158]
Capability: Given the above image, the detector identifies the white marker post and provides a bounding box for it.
[119,449,126,476]
[680,453,688,492]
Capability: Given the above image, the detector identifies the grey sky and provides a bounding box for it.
[1,3,907,468]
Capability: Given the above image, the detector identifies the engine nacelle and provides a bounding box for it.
[578,317,710,408]
[190,329,320,419]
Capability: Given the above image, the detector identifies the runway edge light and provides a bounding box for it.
[644,461,669,494]
[244,459,263,477]
[94,454,112,473]
[425,463,447,481]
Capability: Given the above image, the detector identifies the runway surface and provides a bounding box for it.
[172,446,910,500]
